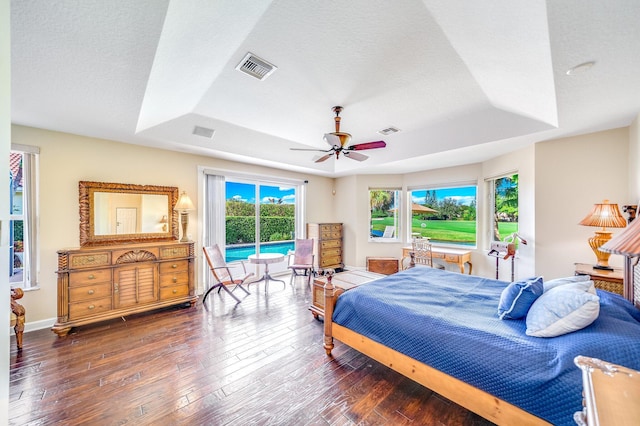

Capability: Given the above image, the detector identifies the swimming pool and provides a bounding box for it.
[225,241,295,262]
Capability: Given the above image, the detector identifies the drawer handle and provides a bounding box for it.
[88,304,95,310]
[88,257,94,262]
[114,283,119,293]
[172,264,178,268]
[87,289,95,295]
[88,274,95,280]
[172,277,178,283]
[172,289,178,294]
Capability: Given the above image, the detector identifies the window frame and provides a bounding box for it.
[407,183,478,248]
[368,188,401,243]
[487,172,519,246]
[9,144,39,290]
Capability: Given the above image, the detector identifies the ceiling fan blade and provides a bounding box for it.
[347,140,386,151]
[323,133,341,147]
[314,153,334,163]
[290,147,332,152]
[344,151,368,161]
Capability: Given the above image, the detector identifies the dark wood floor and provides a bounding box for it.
[10,275,495,426]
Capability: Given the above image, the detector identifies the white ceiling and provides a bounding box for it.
[10,0,640,177]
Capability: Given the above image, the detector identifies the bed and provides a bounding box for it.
[322,266,640,426]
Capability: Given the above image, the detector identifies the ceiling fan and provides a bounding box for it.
[291,106,387,163]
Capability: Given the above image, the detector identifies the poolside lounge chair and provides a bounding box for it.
[203,245,252,304]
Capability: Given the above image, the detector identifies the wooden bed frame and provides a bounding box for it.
[322,266,640,426]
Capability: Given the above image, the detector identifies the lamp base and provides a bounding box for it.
[180,212,189,242]
[593,265,614,271]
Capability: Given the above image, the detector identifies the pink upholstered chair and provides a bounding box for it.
[288,239,314,286]
[203,245,252,304]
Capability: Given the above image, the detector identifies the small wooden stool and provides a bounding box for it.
[11,287,25,350]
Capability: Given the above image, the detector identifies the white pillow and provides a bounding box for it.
[543,274,590,292]
[525,285,600,337]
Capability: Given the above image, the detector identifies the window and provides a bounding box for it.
[9,145,39,289]
[369,189,400,241]
[204,172,305,264]
[489,174,519,243]
[408,185,477,246]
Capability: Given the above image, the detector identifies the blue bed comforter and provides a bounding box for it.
[332,267,640,426]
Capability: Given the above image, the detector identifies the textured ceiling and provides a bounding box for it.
[10,0,640,177]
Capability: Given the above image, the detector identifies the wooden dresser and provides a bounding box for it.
[307,223,344,272]
[53,241,196,336]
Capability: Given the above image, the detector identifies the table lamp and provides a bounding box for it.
[579,200,626,270]
[174,191,195,242]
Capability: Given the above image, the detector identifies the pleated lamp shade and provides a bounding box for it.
[601,216,640,256]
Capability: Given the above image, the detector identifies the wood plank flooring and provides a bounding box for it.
[10,275,495,425]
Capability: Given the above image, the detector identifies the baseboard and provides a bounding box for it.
[11,317,56,335]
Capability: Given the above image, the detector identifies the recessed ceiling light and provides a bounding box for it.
[566,61,596,75]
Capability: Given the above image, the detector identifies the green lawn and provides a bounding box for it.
[372,217,517,244]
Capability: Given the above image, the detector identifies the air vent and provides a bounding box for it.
[193,126,215,139]
[236,53,277,80]
[377,126,400,136]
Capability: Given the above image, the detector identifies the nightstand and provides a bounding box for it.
[574,263,624,295]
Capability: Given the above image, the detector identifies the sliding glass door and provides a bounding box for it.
[204,172,305,267]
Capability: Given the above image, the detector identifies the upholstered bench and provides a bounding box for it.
[10,287,25,350]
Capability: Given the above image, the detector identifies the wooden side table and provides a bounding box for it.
[309,270,383,319]
[574,263,624,295]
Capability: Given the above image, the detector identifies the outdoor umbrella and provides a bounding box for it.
[390,203,438,213]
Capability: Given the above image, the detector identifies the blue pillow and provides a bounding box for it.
[526,285,600,337]
[498,276,544,320]
[543,274,591,292]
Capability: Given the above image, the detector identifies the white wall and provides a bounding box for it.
[11,125,335,325]
[629,114,640,201]
[535,128,629,279]
[1,0,11,420]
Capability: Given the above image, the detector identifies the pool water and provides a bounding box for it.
[226,241,295,262]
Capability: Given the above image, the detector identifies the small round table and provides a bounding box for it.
[248,253,286,292]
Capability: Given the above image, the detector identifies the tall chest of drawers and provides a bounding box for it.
[53,241,196,336]
[307,223,344,272]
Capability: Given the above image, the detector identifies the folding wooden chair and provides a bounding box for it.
[203,245,252,304]
[287,238,314,286]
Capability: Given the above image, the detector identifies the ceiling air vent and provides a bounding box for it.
[193,126,215,139]
[378,126,400,136]
[236,53,277,80]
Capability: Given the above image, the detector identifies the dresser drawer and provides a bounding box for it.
[445,254,460,262]
[321,247,341,257]
[160,284,190,299]
[321,240,341,249]
[69,269,112,286]
[159,271,189,287]
[69,282,112,302]
[432,251,445,259]
[160,245,190,259]
[320,255,342,267]
[69,297,112,319]
[69,252,110,269]
[159,259,188,274]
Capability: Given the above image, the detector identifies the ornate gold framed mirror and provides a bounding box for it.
[79,181,179,246]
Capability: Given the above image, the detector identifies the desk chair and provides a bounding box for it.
[203,245,252,304]
[409,238,445,269]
